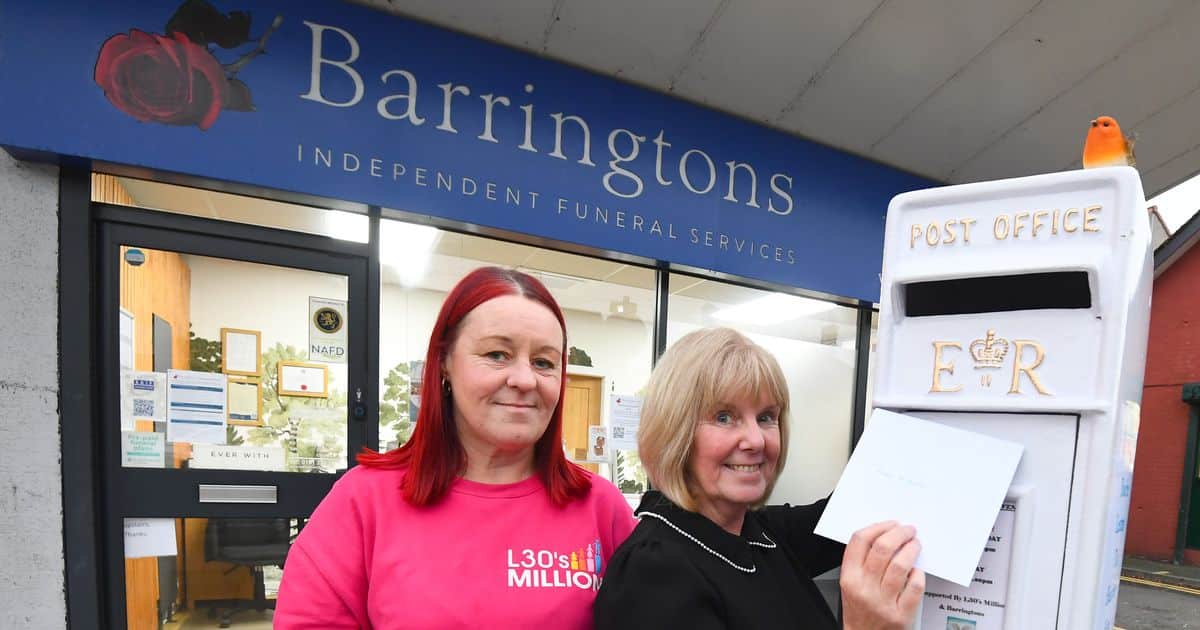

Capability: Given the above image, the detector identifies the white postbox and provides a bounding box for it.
[873,166,1150,630]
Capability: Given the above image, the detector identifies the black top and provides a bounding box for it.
[594,491,845,629]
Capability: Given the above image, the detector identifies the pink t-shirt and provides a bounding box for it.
[275,465,636,629]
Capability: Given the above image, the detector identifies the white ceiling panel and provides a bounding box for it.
[950,2,1200,192]
[1125,84,1200,196]
[543,0,723,87]
[340,1,1200,228]
[439,232,536,267]
[777,0,1038,153]
[872,0,1184,179]
[1144,143,1200,202]
[353,0,557,51]
[669,0,884,124]
[605,265,658,290]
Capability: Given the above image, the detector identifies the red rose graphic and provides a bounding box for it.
[94,29,227,130]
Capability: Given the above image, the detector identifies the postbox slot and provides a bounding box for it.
[903,271,1091,317]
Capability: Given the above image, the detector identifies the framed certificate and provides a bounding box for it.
[227,377,262,426]
[221,328,262,376]
[278,361,329,398]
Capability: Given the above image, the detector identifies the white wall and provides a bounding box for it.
[0,153,64,628]
[380,285,655,399]
[766,340,854,505]
[562,309,654,397]
[379,285,442,376]
[186,256,350,392]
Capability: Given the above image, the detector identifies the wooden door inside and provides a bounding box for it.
[563,374,604,473]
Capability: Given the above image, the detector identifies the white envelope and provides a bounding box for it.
[814,409,1023,587]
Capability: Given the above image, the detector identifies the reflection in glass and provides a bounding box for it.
[667,273,858,505]
[864,310,880,430]
[101,174,369,243]
[124,517,300,629]
[118,247,348,473]
[377,217,656,491]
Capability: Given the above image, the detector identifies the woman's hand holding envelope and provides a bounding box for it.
[840,521,926,630]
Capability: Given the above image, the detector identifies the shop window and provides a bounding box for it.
[378,215,655,491]
[116,246,349,474]
[667,273,859,505]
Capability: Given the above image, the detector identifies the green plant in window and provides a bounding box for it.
[567,346,593,367]
[225,424,245,446]
[379,361,414,447]
[189,328,222,372]
[242,342,346,472]
[616,449,647,495]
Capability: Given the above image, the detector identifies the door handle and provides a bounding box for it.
[353,387,367,421]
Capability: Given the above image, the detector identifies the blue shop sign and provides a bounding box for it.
[0,0,935,301]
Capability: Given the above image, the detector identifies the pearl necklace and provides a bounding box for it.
[635,510,777,574]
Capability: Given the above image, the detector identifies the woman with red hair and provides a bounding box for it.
[276,267,636,629]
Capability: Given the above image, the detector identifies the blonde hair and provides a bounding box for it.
[638,327,790,511]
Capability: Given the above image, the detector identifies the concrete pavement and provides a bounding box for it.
[1123,556,1200,591]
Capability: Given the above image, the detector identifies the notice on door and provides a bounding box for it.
[921,502,1016,630]
[121,431,165,468]
[608,395,642,451]
[309,296,347,364]
[124,518,178,558]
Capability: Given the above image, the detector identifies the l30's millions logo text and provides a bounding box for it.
[506,539,605,591]
[930,329,1050,395]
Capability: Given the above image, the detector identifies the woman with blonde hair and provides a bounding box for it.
[594,327,923,629]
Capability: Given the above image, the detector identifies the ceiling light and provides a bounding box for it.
[323,210,369,243]
[609,296,637,317]
[711,293,835,326]
[380,221,440,286]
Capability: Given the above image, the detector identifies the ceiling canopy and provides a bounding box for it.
[354,0,1200,198]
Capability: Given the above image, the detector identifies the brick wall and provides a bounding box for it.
[1128,239,1200,562]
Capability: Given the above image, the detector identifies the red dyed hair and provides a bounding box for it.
[358,266,592,507]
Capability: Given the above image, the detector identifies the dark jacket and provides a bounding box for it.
[594,490,845,629]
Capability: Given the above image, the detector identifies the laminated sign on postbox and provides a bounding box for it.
[873,166,1151,630]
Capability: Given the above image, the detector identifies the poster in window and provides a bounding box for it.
[309,296,348,364]
[122,370,166,430]
[609,395,642,451]
[166,369,226,445]
[586,425,609,463]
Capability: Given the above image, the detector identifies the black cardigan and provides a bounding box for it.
[594,490,845,629]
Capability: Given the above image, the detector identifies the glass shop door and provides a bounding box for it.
[96,204,370,629]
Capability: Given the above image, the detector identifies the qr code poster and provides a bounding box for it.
[608,394,642,451]
[122,371,166,428]
[133,398,156,417]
